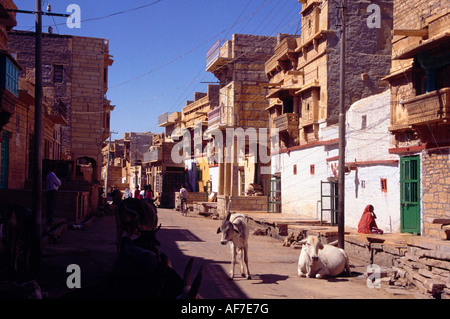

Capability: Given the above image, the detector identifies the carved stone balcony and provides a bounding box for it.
[404,87,450,126]
[265,37,299,76]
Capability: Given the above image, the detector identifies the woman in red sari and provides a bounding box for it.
[358,205,383,234]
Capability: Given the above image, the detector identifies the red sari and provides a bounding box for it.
[358,205,379,234]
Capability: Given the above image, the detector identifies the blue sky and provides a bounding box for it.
[12,0,302,139]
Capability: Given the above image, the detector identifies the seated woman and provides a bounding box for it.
[358,205,383,234]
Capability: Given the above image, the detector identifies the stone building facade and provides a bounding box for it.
[205,34,277,217]
[180,84,219,193]
[0,0,18,133]
[122,131,154,191]
[7,30,114,183]
[385,0,449,238]
[1,77,65,190]
[266,0,394,217]
[143,131,184,208]
[266,0,393,149]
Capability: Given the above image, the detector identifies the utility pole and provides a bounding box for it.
[337,0,347,249]
[104,130,118,198]
[9,1,69,278]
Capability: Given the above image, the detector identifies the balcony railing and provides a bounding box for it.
[207,105,233,130]
[273,113,299,132]
[46,100,68,125]
[206,39,232,72]
[158,112,168,126]
[404,87,450,125]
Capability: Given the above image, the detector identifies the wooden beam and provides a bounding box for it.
[393,29,428,37]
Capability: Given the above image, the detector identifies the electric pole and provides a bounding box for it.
[9,1,69,278]
[104,130,118,198]
[337,0,347,249]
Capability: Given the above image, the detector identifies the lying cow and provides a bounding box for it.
[114,198,160,253]
[216,201,251,280]
[297,234,351,279]
[1,205,33,279]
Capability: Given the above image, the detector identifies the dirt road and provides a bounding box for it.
[155,208,420,299]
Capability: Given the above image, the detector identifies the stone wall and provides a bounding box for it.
[0,189,90,223]
[232,34,276,129]
[325,0,393,124]
[393,237,450,298]
[70,35,108,178]
[8,31,111,182]
[8,31,73,159]
[421,148,450,238]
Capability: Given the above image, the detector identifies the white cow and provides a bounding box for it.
[297,234,351,279]
[216,201,251,280]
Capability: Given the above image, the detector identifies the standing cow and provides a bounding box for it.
[216,201,251,280]
[297,234,351,279]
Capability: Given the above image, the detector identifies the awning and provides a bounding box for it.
[394,32,450,60]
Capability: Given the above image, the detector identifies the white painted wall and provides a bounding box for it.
[344,90,400,232]
[272,90,401,232]
[209,166,219,193]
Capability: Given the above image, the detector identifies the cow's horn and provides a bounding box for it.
[122,200,139,220]
[183,258,194,286]
[187,265,204,299]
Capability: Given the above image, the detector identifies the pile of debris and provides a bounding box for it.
[390,240,450,299]
[246,183,264,196]
[282,232,304,248]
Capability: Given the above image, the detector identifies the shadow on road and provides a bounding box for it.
[157,227,249,299]
[251,274,289,285]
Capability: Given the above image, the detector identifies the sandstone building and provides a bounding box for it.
[384,0,449,238]
[265,0,394,218]
[8,30,114,183]
[0,30,114,221]
[205,33,278,216]
[0,0,18,189]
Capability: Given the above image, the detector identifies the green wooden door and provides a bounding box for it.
[400,156,420,234]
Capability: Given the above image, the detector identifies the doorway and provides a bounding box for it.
[400,156,421,234]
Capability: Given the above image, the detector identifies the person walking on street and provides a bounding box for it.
[180,184,188,216]
[134,185,141,199]
[46,164,61,228]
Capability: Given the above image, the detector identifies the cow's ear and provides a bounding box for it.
[216,227,222,234]
[232,224,241,236]
[318,241,324,250]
